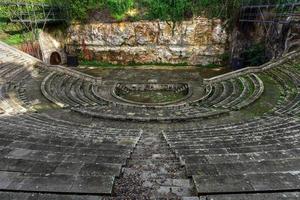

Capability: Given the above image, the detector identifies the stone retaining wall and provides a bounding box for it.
[67,18,227,65]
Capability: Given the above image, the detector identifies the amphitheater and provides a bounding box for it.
[0,34,300,200]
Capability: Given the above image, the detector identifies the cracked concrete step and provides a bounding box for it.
[0,192,105,200]
[186,158,300,177]
[201,192,300,200]
[193,172,300,194]
[0,171,114,195]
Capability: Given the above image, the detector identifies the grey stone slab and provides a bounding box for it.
[0,147,12,157]
[203,150,299,164]
[38,138,77,147]
[193,174,254,194]
[17,174,74,192]
[194,172,300,195]
[76,142,131,151]
[6,148,34,159]
[27,194,104,200]
[0,139,13,147]
[79,163,122,177]
[204,192,300,200]
[0,158,34,172]
[26,143,67,152]
[187,159,300,176]
[28,161,59,174]
[6,149,64,162]
[8,141,36,149]
[0,192,32,200]
[213,162,275,176]
[95,155,127,165]
[75,148,130,157]
[0,192,104,200]
[182,155,208,164]
[70,176,114,194]
[54,162,83,175]
[247,172,300,191]
[62,154,97,164]
[0,171,22,189]
[186,164,219,176]
[177,148,228,156]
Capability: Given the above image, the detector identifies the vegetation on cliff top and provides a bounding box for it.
[0,0,242,22]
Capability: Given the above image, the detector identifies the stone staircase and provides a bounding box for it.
[113,130,199,200]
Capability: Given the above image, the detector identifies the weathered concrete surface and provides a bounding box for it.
[67,18,227,65]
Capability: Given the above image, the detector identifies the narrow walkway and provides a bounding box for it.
[113,130,198,199]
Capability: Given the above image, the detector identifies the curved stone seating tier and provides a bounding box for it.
[41,72,108,108]
[163,115,300,195]
[39,59,267,121]
[15,75,33,108]
[41,71,265,122]
[194,73,264,111]
[72,105,229,122]
[212,79,237,108]
[0,42,51,115]
[262,61,300,115]
[0,66,33,114]
[278,65,300,115]
[113,83,191,106]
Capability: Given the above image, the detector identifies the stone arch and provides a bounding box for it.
[50,52,62,65]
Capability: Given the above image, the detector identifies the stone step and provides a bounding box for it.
[0,171,114,195]
[202,192,300,200]
[193,172,300,195]
[185,158,300,177]
[0,157,122,177]
[182,148,300,165]
[0,192,105,200]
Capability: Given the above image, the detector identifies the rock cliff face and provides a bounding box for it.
[230,16,300,66]
[67,18,227,65]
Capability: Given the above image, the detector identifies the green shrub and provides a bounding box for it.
[107,0,135,20]
[143,0,190,22]
[55,0,105,21]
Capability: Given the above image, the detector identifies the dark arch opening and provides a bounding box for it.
[50,52,62,65]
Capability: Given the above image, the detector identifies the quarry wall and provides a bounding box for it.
[66,18,227,65]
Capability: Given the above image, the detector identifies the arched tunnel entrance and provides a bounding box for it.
[50,52,62,65]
